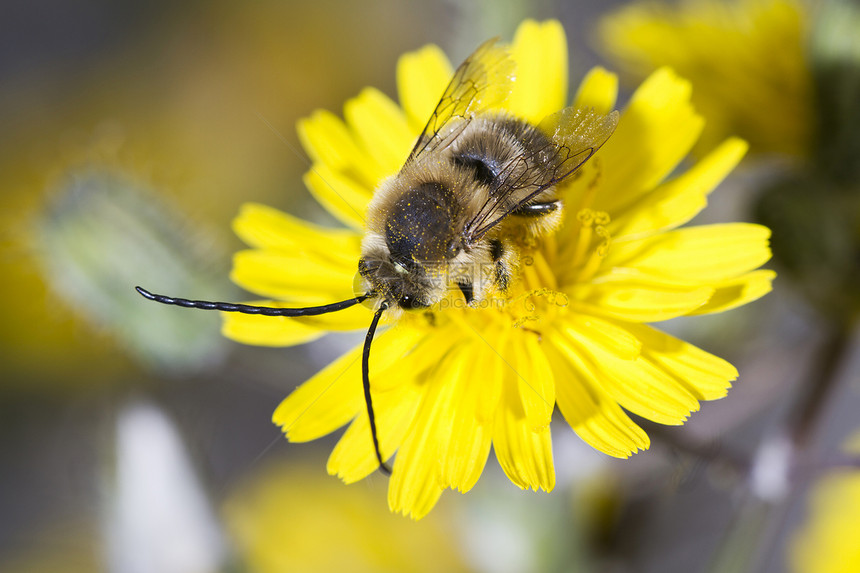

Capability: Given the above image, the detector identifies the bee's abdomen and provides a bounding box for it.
[452,154,500,187]
[449,115,557,191]
[385,182,458,265]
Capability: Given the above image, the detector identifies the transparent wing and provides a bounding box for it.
[464,108,620,242]
[405,39,515,164]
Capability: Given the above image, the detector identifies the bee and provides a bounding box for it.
[137,38,619,475]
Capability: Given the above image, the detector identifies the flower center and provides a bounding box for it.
[408,171,614,337]
[570,208,611,283]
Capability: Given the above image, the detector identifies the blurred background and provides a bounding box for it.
[1,0,858,572]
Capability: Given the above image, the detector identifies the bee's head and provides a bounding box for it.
[358,249,438,311]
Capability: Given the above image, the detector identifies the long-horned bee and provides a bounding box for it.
[137,38,619,474]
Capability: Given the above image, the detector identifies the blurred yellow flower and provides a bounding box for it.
[598,0,813,157]
[223,462,469,573]
[789,435,860,573]
[224,19,774,518]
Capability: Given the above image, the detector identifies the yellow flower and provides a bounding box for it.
[789,434,860,573]
[598,0,814,157]
[224,462,469,572]
[224,19,774,518]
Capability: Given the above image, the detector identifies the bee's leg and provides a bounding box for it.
[457,279,474,304]
[512,199,563,239]
[489,239,510,293]
[511,200,560,217]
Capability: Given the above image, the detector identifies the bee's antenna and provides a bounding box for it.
[363,301,391,475]
[135,286,371,317]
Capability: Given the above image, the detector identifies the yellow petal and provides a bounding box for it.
[388,345,474,519]
[356,320,497,497]
[369,324,466,392]
[297,109,380,187]
[231,249,356,303]
[561,321,702,425]
[459,323,507,424]
[573,274,714,322]
[364,324,430,383]
[512,333,555,432]
[610,137,749,238]
[273,327,425,442]
[389,462,445,521]
[690,269,776,314]
[397,44,454,129]
[606,223,772,282]
[272,343,364,442]
[440,411,492,494]
[302,164,373,231]
[492,373,555,491]
[344,87,414,177]
[596,67,704,215]
[508,19,568,123]
[328,373,423,483]
[560,314,642,360]
[572,66,619,115]
[439,338,498,492]
[328,326,455,482]
[623,323,736,401]
[545,335,649,457]
[232,202,361,267]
